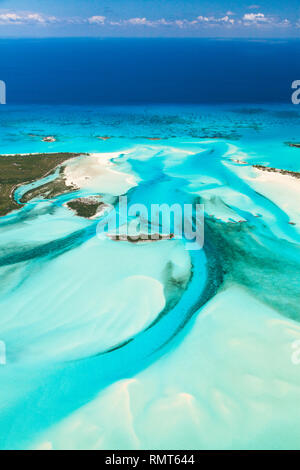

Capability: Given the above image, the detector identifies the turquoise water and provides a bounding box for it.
[0,104,300,450]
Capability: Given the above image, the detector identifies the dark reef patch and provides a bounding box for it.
[205,218,300,321]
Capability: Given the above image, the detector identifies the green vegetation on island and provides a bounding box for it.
[66,197,104,219]
[20,167,74,204]
[0,152,84,216]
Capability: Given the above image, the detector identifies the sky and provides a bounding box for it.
[0,0,300,37]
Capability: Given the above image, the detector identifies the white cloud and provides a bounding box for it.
[0,10,294,30]
[87,14,292,29]
[88,16,106,25]
[243,13,268,22]
[155,18,173,26]
[174,19,198,28]
[127,17,147,25]
[122,17,174,26]
[126,17,154,26]
[197,15,234,25]
[242,12,290,27]
[196,16,210,22]
[220,16,235,24]
[0,12,57,25]
[109,17,197,28]
[279,19,291,27]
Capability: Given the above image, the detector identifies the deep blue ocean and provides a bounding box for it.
[1,38,300,104]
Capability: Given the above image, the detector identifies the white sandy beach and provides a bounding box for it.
[64,152,138,196]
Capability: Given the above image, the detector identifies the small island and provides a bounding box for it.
[66,197,105,219]
[107,233,175,243]
[253,164,300,179]
[286,142,300,148]
[42,136,56,142]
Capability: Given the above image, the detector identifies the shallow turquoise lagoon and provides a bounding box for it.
[0,104,300,450]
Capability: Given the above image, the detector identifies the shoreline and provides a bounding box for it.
[0,152,86,217]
